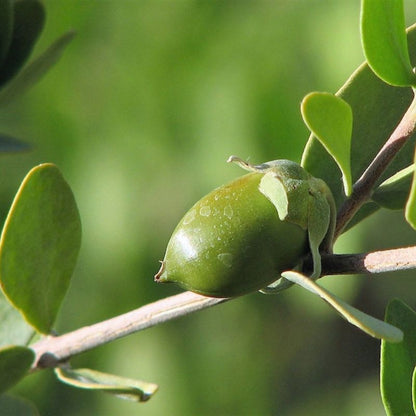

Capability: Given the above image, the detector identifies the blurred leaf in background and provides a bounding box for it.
[2,1,416,415]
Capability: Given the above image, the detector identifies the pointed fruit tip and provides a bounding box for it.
[154,261,166,282]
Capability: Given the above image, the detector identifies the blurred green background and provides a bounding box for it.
[3,0,416,414]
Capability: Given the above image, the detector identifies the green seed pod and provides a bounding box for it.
[155,156,335,298]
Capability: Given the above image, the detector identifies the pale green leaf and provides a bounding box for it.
[301,92,352,196]
[381,299,416,415]
[282,271,403,342]
[361,0,416,87]
[306,193,330,278]
[259,277,293,294]
[259,170,333,279]
[0,164,82,333]
[55,367,159,402]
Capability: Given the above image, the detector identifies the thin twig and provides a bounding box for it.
[31,292,228,371]
[30,245,416,372]
[335,92,416,239]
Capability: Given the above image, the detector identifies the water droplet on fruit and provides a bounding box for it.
[217,253,233,268]
[200,206,211,217]
[224,205,233,219]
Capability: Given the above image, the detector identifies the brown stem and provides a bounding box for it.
[335,91,416,239]
[319,245,416,275]
[30,245,416,372]
[31,292,228,371]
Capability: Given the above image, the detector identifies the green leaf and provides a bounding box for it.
[0,0,13,67]
[405,150,416,228]
[282,271,403,342]
[0,31,75,107]
[302,24,416,227]
[373,164,413,210]
[381,299,416,415]
[0,289,34,348]
[307,191,330,278]
[361,0,416,87]
[0,164,82,333]
[0,346,34,394]
[0,394,38,416]
[0,0,45,87]
[55,367,159,403]
[301,92,353,196]
[259,169,335,280]
[0,134,30,153]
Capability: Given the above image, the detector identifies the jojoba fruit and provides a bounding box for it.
[155,163,313,298]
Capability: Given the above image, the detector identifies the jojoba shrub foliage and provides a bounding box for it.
[1,1,416,415]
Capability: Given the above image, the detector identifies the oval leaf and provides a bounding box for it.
[282,271,403,342]
[0,345,34,394]
[0,0,45,87]
[302,25,416,225]
[361,0,416,87]
[301,92,353,196]
[0,164,82,333]
[0,31,75,107]
[307,192,330,278]
[381,299,416,415]
[55,367,159,403]
[405,150,416,228]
